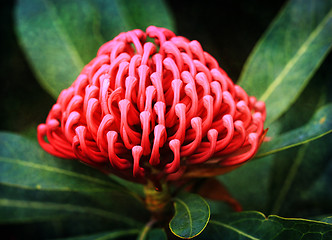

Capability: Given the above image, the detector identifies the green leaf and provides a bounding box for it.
[15,0,175,98]
[0,132,120,192]
[169,193,210,239]
[0,185,145,229]
[55,229,140,240]
[320,217,332,224]
[111,0,175,33]
[257,53,332,217]
[0,132,148,226]
[238,0,332,124]
[217,155,274,212]
[256,103,332,158]
[15,0,94,98]
[138,227,167,240]
[197,211,332,240]
[268,133,332,217]
[109,174,145,198]
[143,228,167,240]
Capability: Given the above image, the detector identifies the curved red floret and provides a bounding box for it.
[37,26,266,183]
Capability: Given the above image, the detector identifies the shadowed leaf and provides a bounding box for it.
[0,132,148,226]
[54,229,140,240]
[268,133,332,217]
[197,211,332,240]
[217,155,274,212]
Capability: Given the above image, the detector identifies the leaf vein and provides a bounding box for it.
[259,8,332,102]
[0,156,116,189]
[174,197,193,236]
[210,220,260,240]
[42,0,85,70]
[0,198,139,227]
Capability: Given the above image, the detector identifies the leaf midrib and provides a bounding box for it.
[42,0,85,71]
[259,8,332,102]
[0,156,116,189]
[0,198,139,226]
[256,129,332,158]
[210,220,260,240]
[174,197,193,237]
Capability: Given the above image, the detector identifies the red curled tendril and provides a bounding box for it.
[37,26,266,183]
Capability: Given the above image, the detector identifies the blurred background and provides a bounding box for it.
[0,0,290,135]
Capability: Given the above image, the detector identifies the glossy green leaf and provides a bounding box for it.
[15,0,175,98]
[0,184,145,228]
[0,132,148,226]
[238,0,332,124]
[0,132,120,192]
[260,57,332,217]
[169,193,210,239]
[256,103,332,158]
[197,211,332,240]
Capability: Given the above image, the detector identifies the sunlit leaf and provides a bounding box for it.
[238,0,332,124]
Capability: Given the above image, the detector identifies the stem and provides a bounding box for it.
[143,179,172,224]
[138,218,157,240]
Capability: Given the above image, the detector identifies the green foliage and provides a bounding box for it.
[56,229,141,240]
[268,133,332,217]
[197,211,332,240]
[15,0,175,98]
[256,103,332,158]
[238,0,332,125]
[0,133,148,237]
[169,193,210,238]
[0,132,122,193]
[1,0,331,238]
[138,227,168,240]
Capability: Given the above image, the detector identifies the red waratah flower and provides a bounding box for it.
[37,26,266,184]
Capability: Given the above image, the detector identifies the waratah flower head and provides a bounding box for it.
[37,26,266,183]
